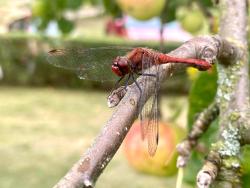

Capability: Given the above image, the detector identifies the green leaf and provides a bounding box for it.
[88,0,102,5]
[197,0,213,7]
[58,17,74,34]
[242,173,250,188]
[241,145,250,174]
[184,152,203,184]
[37,18,50,30]
[184,66,218,186]
[184,119,218,185]
[67,0,83,10]
[160,0,191,23]
[188,66,217,128]
[56,0,68,10]
[103,0,122,17]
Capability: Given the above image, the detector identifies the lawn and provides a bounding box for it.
[0,86,191,188]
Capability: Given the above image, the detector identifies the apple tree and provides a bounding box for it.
[48,0,250,188]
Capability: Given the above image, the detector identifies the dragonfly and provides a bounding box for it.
[47,47,211,156]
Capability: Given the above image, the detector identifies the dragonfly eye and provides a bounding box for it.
[111,64,123,77]
[112,56,130,76]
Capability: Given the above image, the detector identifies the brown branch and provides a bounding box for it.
[176,102,219,168]
[53,36,236,188]
[107,86,128,108]
[218,0,249,113]
[196,0,250,187]
[195,0,249,187]
[197,110,246,188]
[197,151,221,188]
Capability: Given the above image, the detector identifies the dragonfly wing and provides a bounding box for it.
[147,90,159,156]
[139,54,151,140]
[47,47,132,82]
[140,54,160,156]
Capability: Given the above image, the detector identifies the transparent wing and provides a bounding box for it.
[147,86,159,156]
[47,47,132,82]
[139,54,160,156]
[139,55,150,140]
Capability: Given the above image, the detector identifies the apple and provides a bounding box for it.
[31,0,47,17]
[176,6,189,21]
[180,10,205,34]
[177,5,206,34]
[117,0,166,20]
[123,120,185,176]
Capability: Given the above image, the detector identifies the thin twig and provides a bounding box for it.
[197,151,221,188]
[176,102,219,168]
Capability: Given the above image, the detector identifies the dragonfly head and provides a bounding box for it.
[112,56,130,77]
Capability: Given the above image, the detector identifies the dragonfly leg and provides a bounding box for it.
[109,76,125,96]
[137,72,160,92]
[124,74,131,91]
[131,74,143,121]
[114,76,125,89]
[137,73,157,78]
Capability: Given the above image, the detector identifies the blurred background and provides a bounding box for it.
[2,0,246,188]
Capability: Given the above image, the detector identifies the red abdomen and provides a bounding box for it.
[158,54,211,71]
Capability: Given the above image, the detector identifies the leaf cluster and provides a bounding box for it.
[32,0,100,34]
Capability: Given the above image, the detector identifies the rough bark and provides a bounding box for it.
[197,0,250,187]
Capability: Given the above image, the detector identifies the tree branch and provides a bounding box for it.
[196,0,249,187]
[197,151,221,188]
[240,109,250,145]
[218,0,249,112]
[53,36,236,188]
[176,102,219,168]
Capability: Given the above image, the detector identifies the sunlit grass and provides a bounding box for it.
[0,86,190,188]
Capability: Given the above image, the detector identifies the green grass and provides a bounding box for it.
[0,86,191,188]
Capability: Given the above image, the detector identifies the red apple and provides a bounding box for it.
[123,120,185,176]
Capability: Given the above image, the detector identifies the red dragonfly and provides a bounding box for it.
[47,47,211,156]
